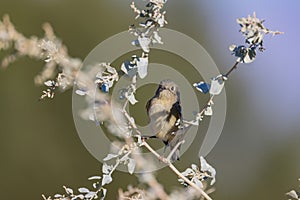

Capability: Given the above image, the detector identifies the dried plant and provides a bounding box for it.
[0,1,284,200]
[287,179,300,200]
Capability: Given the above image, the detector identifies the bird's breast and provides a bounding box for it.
[147,98,180,142]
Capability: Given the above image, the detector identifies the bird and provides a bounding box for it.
[146,79,183,160]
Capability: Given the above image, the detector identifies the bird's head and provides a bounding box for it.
[156,79,180,102]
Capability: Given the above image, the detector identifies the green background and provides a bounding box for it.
[0,0,299,199]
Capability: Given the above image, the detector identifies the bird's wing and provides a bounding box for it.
[166,102,184,161]
[168,101,182,121]
[149,101,182,141]
[146,98,152,115]
[165,101,182,133]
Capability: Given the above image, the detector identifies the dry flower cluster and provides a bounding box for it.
[0,14,82,100]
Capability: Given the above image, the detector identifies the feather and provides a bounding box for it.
[145,80,184,161]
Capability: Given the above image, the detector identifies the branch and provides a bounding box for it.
[224,61,239,77]
[167,140,185,161]
[123,137,170,200]
[199,95,215,117]
[122,100,142,136]
[122,99,210,199]
[185,61,241,127]
[195,61,241,124]
[141,141,213,200]
[0,14,82,88]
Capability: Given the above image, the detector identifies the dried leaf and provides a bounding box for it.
[92,182,99,189]
[193,82,210,94]
[138,36,151,52]
[125,92,138,105]
[200,156,216,185]
[209,75,225,95]
[193,177,204,189]
[243,47,257,63]
[286,190,299,199]
[75,194,84,199]
[136,135,142,144]
[102,174,113,186]
[204,105,213,116]
[121,60,137,77]
[101,83,109,93]
[106,65,117,74]
[44,80,54,87]
[101,188,107,200]
[136,57,148,79]
[131,39,139,46]
[78,187,90,193]
[181,168,193,176]
[157,15,166,27]
[103,153,119,161]
[191,164,198,171]
[54,194,63,198]
[127,158,136,174]
[88,176,101,181]
[102,163,112,174]
[153,31,163,44]
[85,191,97,199]
[75,89,86,96]
[65,187,74,194]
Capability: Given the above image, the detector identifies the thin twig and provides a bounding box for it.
[169,164,213,200]
[167,140,185,161]
[88,187,104,200]
[182,120,199,126]
[122,100,142,135]
[124,137,170,200]
[199,95,215,117]
[141,141,213,200]
[225,61,239,77]
[189,61,240,125]
[122,99,129,111]
[108,150,132,177]
[185,60,240,127]
[141,140,165,161]
[183,95,215,127]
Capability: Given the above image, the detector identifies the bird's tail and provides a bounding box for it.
[169,125,192,161]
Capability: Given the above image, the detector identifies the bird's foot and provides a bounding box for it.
[158,155,168,163]
[141,135,156,141]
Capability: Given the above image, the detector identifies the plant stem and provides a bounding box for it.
[184,61,240,127]
[167,140,185,161]
[169,164,213,200]
[197,61,240,121]
[225,61,239,77]
[124,137,170,200]
[141,141,213,200]
[199,95,214,116]
[122,100,142,135]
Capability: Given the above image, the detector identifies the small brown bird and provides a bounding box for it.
[146,80,183,158]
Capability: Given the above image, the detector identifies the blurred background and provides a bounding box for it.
[0,0,299,199]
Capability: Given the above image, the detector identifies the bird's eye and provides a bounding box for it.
[170,86,175,91]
